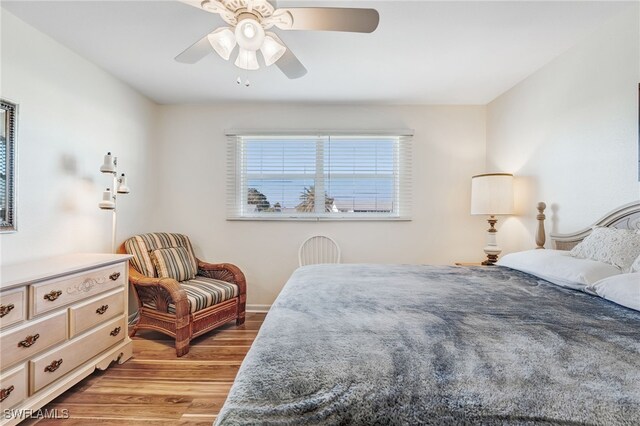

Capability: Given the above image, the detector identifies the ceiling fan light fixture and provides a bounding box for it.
[242,22,256,38]
[260,33,286,66]
[207,27,236,61]
[234,18,265,51]
[235,48,260,70]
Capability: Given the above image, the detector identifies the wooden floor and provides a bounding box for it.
[27,312,266,426]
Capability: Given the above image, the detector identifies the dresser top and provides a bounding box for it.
[1,253,132,290]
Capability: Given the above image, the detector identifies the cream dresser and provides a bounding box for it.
[0,254,133,425]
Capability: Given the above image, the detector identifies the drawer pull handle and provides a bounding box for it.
[44,290,62,302]
[44,359,63,373]
[96,305,109,315]
[0,303,15,318]
[109,272,121,281]
[110,327,121,337]
[0,385,14,402]
[18,334,40,348]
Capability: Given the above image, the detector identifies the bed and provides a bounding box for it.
[216,202,640,425]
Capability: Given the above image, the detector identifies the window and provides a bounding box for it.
[226,132,412,220]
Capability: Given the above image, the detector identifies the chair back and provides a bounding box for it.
[298,235,341,267]
[124,232,196,277]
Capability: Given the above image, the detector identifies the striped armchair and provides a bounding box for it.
[120,233,246,356]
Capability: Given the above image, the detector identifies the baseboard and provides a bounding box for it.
[246,304,271,313]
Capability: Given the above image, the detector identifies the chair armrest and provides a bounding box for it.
[128,266,189,317]
[197,260,247,296]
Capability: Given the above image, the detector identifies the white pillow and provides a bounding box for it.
[497,249,621,290]
[569,226,640,273]
[587,273,640,311]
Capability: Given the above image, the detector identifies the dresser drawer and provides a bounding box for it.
[30,316,126,394]
[69,288,124,338]
[30,263,126,317]
[0,311,67,370]
[0,288,26,330]
[0,365,27,410]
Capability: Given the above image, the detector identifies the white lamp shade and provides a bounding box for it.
[116,174,130,194]
[99,189,115,210]
[260,33,286,66]
[208,27,236,61]
[234,18,265,51]
[100,152,116,173]
[471,173,514,215]
[235,48,260,70]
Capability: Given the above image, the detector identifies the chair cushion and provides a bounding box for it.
[150,247,197,282]
[124,233,197,277]
[167,276,239,314]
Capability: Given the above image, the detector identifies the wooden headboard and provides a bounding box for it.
[536,200,640,251]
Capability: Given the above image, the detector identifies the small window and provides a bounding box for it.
[226,132,412,220]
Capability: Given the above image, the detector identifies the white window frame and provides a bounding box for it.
[226,130,413,221]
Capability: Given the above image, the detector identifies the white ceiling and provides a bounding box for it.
[1,1,632,105]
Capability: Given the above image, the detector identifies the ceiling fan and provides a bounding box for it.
[176,0,380,79]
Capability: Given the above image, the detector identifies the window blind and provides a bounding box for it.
[226,132,412,220]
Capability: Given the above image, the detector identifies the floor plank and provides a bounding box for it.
[29,313,266,425]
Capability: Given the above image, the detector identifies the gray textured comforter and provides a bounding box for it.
[216,265,640,425]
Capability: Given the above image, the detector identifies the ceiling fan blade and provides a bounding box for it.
[283,8,379,33]
[178,0,237,24]
[175,35,212,63]
[177,0,211,12]
[275,45,307,79]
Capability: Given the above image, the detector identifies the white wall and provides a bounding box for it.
[0,11,158,265]
[154,104,487,307]
[486,5,640,253]
[0,9,488,310]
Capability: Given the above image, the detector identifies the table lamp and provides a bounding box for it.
[471,173,514,265]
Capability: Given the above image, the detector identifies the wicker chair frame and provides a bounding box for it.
[118,243,246,357]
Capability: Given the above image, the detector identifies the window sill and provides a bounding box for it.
[226,216,412,222]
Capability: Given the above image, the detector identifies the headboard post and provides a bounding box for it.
[536,202,546,249]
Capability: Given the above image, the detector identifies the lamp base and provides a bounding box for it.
[481,255,498,266]
[482,215,502,266]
